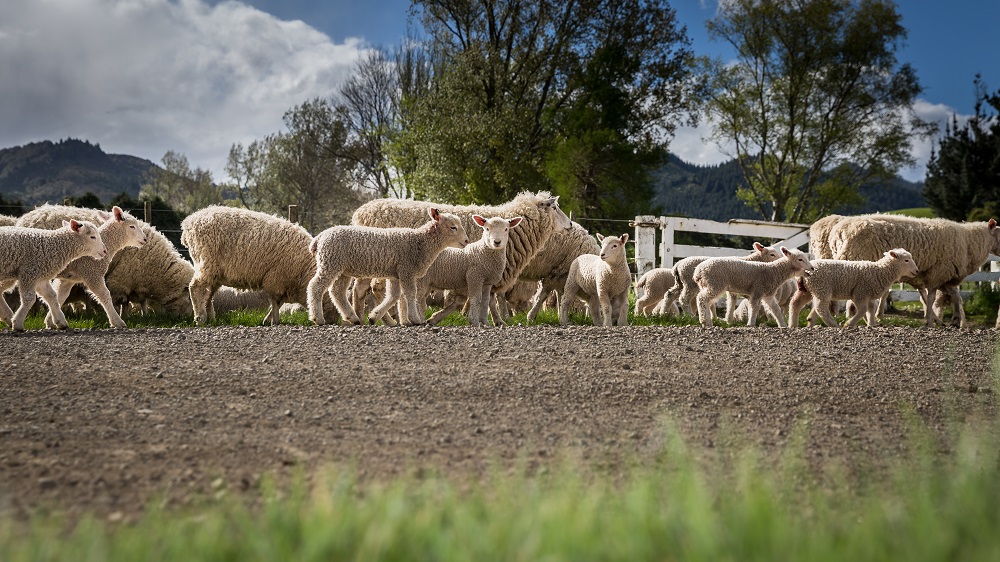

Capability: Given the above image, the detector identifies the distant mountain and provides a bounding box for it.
[0,138,157,208]
[651,153,926,222]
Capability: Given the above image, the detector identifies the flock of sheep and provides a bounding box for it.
[1,192,999,331]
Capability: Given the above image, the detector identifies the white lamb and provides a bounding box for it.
[416,215,522,327]
[830,215,1000,328]
[11,205,147,328]
[634,267,680,316]
[308,207,469,326]
[788,249,919,328]
[0,220,107,331]
[559,233,631,327]
[181,206,338,325]
[693,247,814,328]
[512,221,600,322]
[663,242,782,318]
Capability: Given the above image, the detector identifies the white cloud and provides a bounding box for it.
[668,119,732,167]
[901,98,970,182]
[0,0,366,181]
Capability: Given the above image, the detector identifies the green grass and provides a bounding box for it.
[885,207,935,218]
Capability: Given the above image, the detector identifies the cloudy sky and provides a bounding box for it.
[1,0,996,185]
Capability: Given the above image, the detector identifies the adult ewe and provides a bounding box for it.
[181,206,337,325]
[830,215,1000,328]
[510,221,601,322]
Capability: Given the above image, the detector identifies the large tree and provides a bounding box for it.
[924,75,1000,221]
[706,0,935,223]
[139,151,221,215]
[392,0,703,214]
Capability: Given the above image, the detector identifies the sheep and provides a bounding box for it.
[693,247,814,328]
[732,279,796,325]
[787,249,919,328]
[829,215,1000,328]
[505,280,540,315]
[663,242,782,318]
[0,214,18,227]
[210,286,272,313]
[180,206,338,325]
[308,207,469,326]
[809,214,845,260]
[510,221,601,322]
[416,215,522,327]
[351,191,573,319]
[634,267,681,316]
[0,220,107,331]
[14,205,148,328]
[559,233,631,327]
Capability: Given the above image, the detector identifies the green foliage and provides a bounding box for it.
[886,207,935,218]
[140,150,222,215]
[924,74,1000,221]
[706,0,936,222]
[964,284,1000,326]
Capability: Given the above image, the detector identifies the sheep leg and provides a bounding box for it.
[307,270,336,325]
[0,283,14,327]
[844,299,870,329]
[695,288,721,328]
[368,278,401,325]
[812,297,841,327]
[558,279,581,325]
[351,277,370,319]
[44,278,74,328]
[487,293,509,327]
[662,284,682,316]
[635,290,653,316]
[428,291,461,325]
[679,283,699,316]
[916,288,939,327]
[399,277,424,325]
[613,291,628,326]
[189,274,214,324]
[86,280,128,328]
[724,292,739,323]
[263,297,282,326]
[787,287,811,329]
[526,284,549,322]
[760,295,786,328]
[942,285,966,328]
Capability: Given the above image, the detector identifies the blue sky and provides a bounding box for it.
[1,0,996,185]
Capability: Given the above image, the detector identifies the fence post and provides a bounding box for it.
[144,200,152,225]
[288,204,299,224]
[660,216,675,268]
[633,215,658,280]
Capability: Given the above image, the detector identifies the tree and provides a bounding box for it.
[139,151,222,215]
[392,0,703,213]
[0,193,25,217]
[924,74,1000,221]
[706,0,935,223]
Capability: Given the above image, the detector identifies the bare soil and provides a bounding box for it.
[1,324,997,520]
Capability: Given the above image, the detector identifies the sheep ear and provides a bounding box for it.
[113,206,125,221]
[597,233,605,242]
[620,233,629,244]
[69,219,82,232]
[473,215,487,227]
[781,246,791,257]
[96,210,112,222]
[990,218,997,230]
[508,216,523,228]
[753,241,764,252]
[429,207,440,221]
[887,250,896,258]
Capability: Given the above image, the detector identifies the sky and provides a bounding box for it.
[1,0,997,187]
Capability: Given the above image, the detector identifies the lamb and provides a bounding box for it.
[416,215,522,327]
[0,220,107,331]
[693,247,814,328]
[732,279,796,325]
[14,205,148,328]
[351,191,573,315]
[787,249,919,328]
[829,214,1000,328]
[509,221,601,322]
[308,207,469,326]
[181,206,338,325]
[634,267,680,316]
[559,233,631,327]
[663,242,782,318]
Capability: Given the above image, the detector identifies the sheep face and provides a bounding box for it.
[65,219,108,261]
[102,206,148,250]
[474,214,523,249]
[988,219,1000,255]
[596,233,629,264]
[752,241,782,262]
[780,246,813,273]
[429,208,470,249]
[539,196,573,231]
[887,248,919,278]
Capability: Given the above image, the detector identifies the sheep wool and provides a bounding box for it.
[514,221,601,322]
[0,214,18,227]
[663,242,782,317]
[809,214,845,259]
[788,249,919,328]
[559,233,631,327]
[308,207,469,326]
[693,247,813,328]
[830,214,1000,328]
[0,220,106,331]
[634,267,678,316]
[181,205,337,325]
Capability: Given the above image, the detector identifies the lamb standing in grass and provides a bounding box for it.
[788,249,919,328]
[308,207,469,326]
[32,206,147,328]
[634,267,680,316]
[559,233,631,327]
[693,247,813,328]
[663,243,782,318]
[0,220,107,331]
[181,206,338,325]
[416,215,522,327]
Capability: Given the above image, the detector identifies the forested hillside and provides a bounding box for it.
[651,154,926,222]
[0,139,156,208]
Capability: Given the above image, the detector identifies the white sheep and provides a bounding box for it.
[416,215,522,327]
[0,220,107,331]
[693,247,814,328]
[809,214,845,260]
[0,214,18,227]
[351,191,572,320]
[663,242,782,318]
[788,249,919,328]
[559,233,631,327]
[308,207,469,326]
[634,267,680,316]
[13,205,147,328]
[830,215,1000,328]
[732,279,796,325]
[510,221,601,322]
[181,206,339,325]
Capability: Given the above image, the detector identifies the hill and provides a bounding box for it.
[0,138,157,209]
[651,153,926,222]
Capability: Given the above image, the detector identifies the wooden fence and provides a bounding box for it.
[632,215,1000,301]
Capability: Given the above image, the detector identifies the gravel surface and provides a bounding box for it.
[1,324,997,520]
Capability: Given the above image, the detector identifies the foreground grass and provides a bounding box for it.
[3,418,1000,561]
